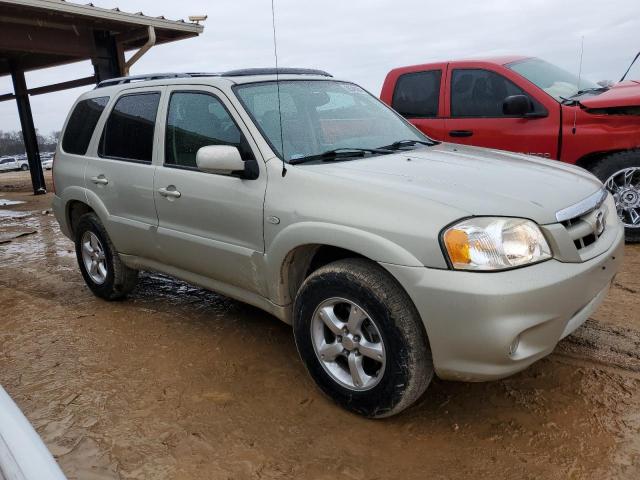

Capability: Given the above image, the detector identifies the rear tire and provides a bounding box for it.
[293,258,433,418]
[74,212,138,300]
[20,164,28,171]
[591,150,640,243]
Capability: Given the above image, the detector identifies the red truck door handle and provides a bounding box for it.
[449,130,473,138]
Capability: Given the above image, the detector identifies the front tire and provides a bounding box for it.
[591,151,640,243]
[74,213,138,300]
[20,164,28,171]
[293,258,433,418]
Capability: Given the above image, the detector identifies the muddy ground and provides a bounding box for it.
[1,170,639,479]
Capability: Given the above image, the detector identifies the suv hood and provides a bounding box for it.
[580,80,640,109]
[305,143,603,225]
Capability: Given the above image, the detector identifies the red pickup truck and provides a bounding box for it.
[380,56,640,242]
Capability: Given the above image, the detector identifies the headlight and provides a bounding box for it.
[442,217,551,271]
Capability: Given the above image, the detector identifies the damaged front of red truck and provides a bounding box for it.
[560,79,640,165]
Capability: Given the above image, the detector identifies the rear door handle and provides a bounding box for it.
[448,130,474,138]
[90,175,109,185]
[158,187,181,199]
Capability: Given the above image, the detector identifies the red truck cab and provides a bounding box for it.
[381,56,640,241]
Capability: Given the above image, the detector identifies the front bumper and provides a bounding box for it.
[382,221,624,382]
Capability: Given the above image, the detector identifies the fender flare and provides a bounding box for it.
[57,187,110,238]
[264,221,424,305]
[83,188,110,222]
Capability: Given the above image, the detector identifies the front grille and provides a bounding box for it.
[561,208,606,251]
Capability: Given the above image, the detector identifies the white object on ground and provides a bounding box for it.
[0,386,67,480]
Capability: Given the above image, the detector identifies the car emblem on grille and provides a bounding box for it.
[594,210,606,236]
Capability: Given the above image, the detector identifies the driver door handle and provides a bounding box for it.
[90,175,109,185]
[448,130,474,138]
[158,187,181,199]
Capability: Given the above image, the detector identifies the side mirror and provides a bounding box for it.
[196,145,258,179]
[502,95,531,116]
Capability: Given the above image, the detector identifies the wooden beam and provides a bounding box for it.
[10,61,47,194]
[28,75,97,95]
[0,75,97,102]
[0,22,94,57]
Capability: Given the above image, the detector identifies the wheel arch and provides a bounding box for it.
[575,148,635,172]
[66,199,95,237]
[60,187,111,238]
[278,244,365,309]
[266,222,424,308]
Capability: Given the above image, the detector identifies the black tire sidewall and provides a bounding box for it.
[294,270,415,417]
[74,214,118,299]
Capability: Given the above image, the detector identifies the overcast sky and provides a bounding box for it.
[1,0,639,136]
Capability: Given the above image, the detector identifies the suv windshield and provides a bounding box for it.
[507,58,601,101]
[234,80,428,162]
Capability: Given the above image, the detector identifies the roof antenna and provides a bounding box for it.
[620,50,640,82]
[271,0,287,177]
[572,36,584,135]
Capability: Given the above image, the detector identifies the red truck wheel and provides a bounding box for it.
[591,150,640,243]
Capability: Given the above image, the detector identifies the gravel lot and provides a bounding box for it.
[1,170,639,479]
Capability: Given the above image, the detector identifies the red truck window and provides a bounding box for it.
[451,69,528,117]
[391,70,441,118]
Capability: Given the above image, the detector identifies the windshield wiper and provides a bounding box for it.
[572,86,609,97]
[562,86,610,104]
[378,139,437,150]
[289,147,392,165]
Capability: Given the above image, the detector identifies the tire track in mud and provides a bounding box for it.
[557,318,640,374]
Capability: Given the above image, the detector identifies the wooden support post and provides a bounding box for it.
[9,62,46,195]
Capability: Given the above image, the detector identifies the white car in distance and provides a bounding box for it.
[0,157,29,172]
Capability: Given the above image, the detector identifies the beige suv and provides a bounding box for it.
[53,69,624,417]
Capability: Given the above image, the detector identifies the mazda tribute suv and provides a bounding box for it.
[52,69,624,417]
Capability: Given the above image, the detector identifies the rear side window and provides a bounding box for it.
[451,69,526,117]
[165,92,246,169]
[62,97,109,155]
[99,92,160,163]
[392,70,441,118]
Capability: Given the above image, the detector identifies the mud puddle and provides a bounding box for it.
[0,198,26,207]
[0,208,29,218]
[132,272,246,317]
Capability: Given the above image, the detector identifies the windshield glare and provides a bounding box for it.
[507,58,600,101]
[234,80,426,162]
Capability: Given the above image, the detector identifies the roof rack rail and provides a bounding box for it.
[95,72,219,88]
[221,68,332,77]
[94,68,332,88]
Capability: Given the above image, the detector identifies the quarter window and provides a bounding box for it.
[62,96,109,155]
[451,69,527,117]
[392,70,441,118]
[165,92,248,169]
[99,93,160,162]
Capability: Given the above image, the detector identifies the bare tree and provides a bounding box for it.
[0,129,58,156]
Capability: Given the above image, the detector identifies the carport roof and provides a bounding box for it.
[0,0,204,76]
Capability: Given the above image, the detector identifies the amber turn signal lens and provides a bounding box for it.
[443,229,471,265]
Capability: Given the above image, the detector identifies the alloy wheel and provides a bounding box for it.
[81,231,108,284]
[311,297,386,391]
[605,167,640,229]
